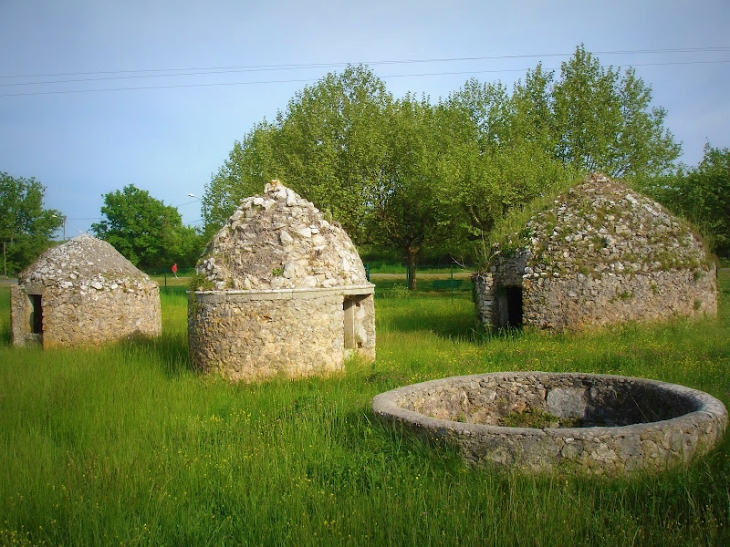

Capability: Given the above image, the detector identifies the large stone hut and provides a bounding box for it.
[188,180,375,382]
[474,173,717,331]
[11,234,161,348]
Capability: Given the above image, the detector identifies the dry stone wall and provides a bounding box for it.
[194,181,369,291]
[373,372,728,476]
[189,181,375,382]
[475,174,717,331]
[189,287,375,382]
[11,235,161,348]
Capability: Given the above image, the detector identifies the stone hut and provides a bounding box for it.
[188,180,375,382]
[474,173,717,331]
[10,234,161,348]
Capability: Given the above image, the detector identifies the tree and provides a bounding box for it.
[204,50,682,277]
[640,145,730,258]
[685,145,730,257]
[202,121,278,238]
[0,172,63,275]
[550,45,680,178]
[448,78,512,152]
[202,65,392,242]
[274,64,392,242]
[91,185,204,268]
[511,62,556,157]
[446,77,572,244]
[369,95,474,289]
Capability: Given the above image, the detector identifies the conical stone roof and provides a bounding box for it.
[194,181,369,291]
[19,234,156,292]
[503,173,710,279]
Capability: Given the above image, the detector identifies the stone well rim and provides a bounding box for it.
[371,371,728,439]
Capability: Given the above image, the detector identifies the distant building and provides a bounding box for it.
[10,234,161,348]
[189,181,375,382]
[474,173,717,331]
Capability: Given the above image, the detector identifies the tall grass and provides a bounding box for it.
[1,275,729,546]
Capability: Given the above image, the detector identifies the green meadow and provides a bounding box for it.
[1,273,729,546]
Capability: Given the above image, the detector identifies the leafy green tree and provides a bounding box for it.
[92,185,204,268]
[511,62,556,156]
[0,172,63,275]
[640,145,730,258]
[273,64,392,242]
[449,144,570,243]
[447,77,572,244]
[203,65,392,242]
[550,45,680,178]
[204,50,681,276]
[369,96,475,289]
[202,121,278,238]
[174,224,207,268]
[448,79,511,152]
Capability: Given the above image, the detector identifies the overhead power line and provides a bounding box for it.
[2,46,728,81]
[1,48,728,98]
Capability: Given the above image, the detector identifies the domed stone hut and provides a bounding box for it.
[10,234,161,348]
[188,180,375,382]
[474,173,717,331]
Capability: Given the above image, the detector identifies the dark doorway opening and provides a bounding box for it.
[29,294,43,334]
[505,286,523,328]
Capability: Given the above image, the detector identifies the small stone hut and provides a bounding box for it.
[474,173,717,331]
[11,234,161,348]
[188,180,376,382]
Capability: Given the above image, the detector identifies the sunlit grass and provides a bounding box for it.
[0,272,728,546]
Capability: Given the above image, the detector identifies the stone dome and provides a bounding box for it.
[194,181,369,291]
[19,234,157,292]
[505,173,711,278]
[12,234,161,348]
[474,173,716,331]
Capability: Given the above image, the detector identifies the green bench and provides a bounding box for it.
[431,279,463,291]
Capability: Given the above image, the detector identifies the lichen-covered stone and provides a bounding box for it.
[475,173,717,331]
[189,181,375,382]
[10,234,161,348]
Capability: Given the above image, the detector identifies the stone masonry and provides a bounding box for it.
[475,173,717,331]
[189,180,375,382]
[11,234,161,348]
[373,372,728,476]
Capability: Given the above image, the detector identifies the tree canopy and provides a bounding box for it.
[0,172,63,275]
[203,46,682,284]
[203,65,392,242]
[92,185,203,269]
[548,46,680,178]
[368,95,473,288]
[638,144,730,258]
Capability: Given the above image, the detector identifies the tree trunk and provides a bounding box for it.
[406,248,418,291]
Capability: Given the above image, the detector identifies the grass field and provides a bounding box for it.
[1,273,729,546]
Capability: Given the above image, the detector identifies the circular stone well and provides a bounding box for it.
[372,372,727,475]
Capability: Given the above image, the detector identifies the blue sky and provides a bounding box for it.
[1,0,728,237]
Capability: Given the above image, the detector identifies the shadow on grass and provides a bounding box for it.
[380,298,481,340]
[0,286,10,346]
[120,331,196,378]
